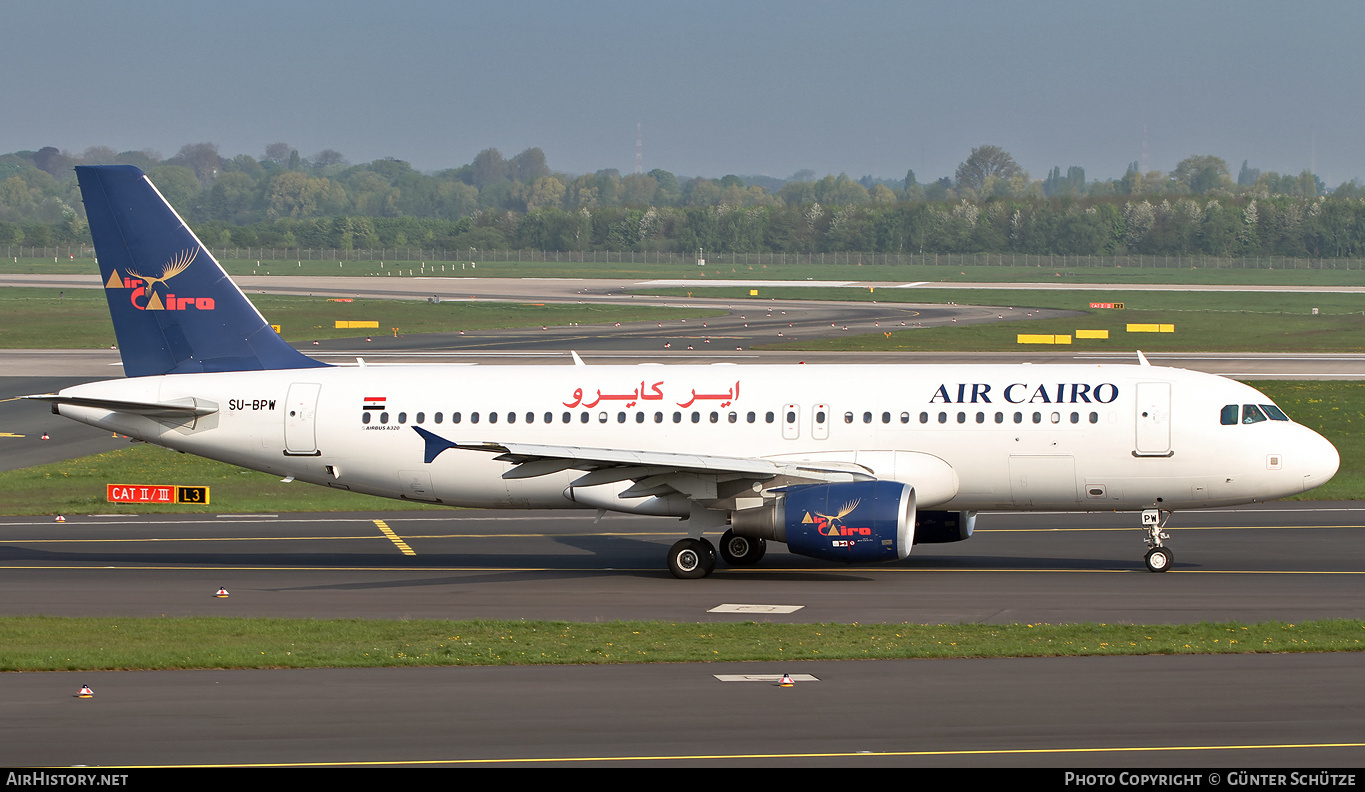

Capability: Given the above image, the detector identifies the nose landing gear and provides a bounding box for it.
[1142,508,1172,572]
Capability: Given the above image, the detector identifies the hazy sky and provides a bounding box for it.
[6,0,1363,184]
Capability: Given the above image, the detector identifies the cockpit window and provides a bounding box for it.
[1261,404,1290,421]
[1242,404,1267,424]
[1220,405,1238,425]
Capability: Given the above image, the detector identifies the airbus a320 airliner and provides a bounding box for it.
[29,166,1340,578]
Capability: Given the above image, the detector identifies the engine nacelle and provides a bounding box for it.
[912,510,976,544]
[732,481,915,563]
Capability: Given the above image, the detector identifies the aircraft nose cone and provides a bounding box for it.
[1300,429,1340,494]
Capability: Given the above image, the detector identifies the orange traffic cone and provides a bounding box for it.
[76,685,94,698]
[41,433,49,440]
[779,674,795,687]
[54,515,65,523]
[214,587,229,598]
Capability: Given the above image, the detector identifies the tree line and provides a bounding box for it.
[2,142,1362,257]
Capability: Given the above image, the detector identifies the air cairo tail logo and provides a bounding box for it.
[803,498,873,537]
[104,248,215,311]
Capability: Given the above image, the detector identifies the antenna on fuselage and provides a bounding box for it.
[1136,350,1150,366]
[571,351,586,366]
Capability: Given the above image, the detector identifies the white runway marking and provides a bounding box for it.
[708,603,805,613]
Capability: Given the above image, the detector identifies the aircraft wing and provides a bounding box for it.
[413,426,873,507]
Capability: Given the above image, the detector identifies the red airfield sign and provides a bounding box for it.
[106,485,210,505]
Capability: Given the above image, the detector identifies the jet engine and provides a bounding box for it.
[730,481,915,563]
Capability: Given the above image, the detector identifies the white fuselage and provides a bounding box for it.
[53,362,1339,516]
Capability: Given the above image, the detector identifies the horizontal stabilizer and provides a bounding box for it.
[24,393,218,417]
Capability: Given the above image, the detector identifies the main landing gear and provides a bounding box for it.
[667,537,715,579]
[667,529,768,579]
[1142,508,1173,573]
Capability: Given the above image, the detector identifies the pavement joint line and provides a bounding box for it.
[1,564,1362,575]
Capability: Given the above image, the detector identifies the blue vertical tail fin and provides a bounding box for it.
[76,165,327,377]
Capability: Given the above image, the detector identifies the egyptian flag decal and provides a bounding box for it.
[363,396,386,411]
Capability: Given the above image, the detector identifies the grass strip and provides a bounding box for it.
[0,617,1360,671]
[0,288,719,348]
[0,443,444,515]
[646,286,1365,353]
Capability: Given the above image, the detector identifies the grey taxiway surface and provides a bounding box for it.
[2,505,1364,767]
[1,275,1363,767]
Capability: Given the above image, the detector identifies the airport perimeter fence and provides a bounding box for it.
[8,246,1365,270]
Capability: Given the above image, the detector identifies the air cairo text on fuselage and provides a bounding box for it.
[929,382,1120,405]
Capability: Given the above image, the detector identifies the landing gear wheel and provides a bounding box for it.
[1144,546,1172,573]
[719,530,766,566]
[668,537,717,579]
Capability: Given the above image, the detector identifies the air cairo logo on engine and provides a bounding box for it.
[103,248,215,311]
[803,498,873,537]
